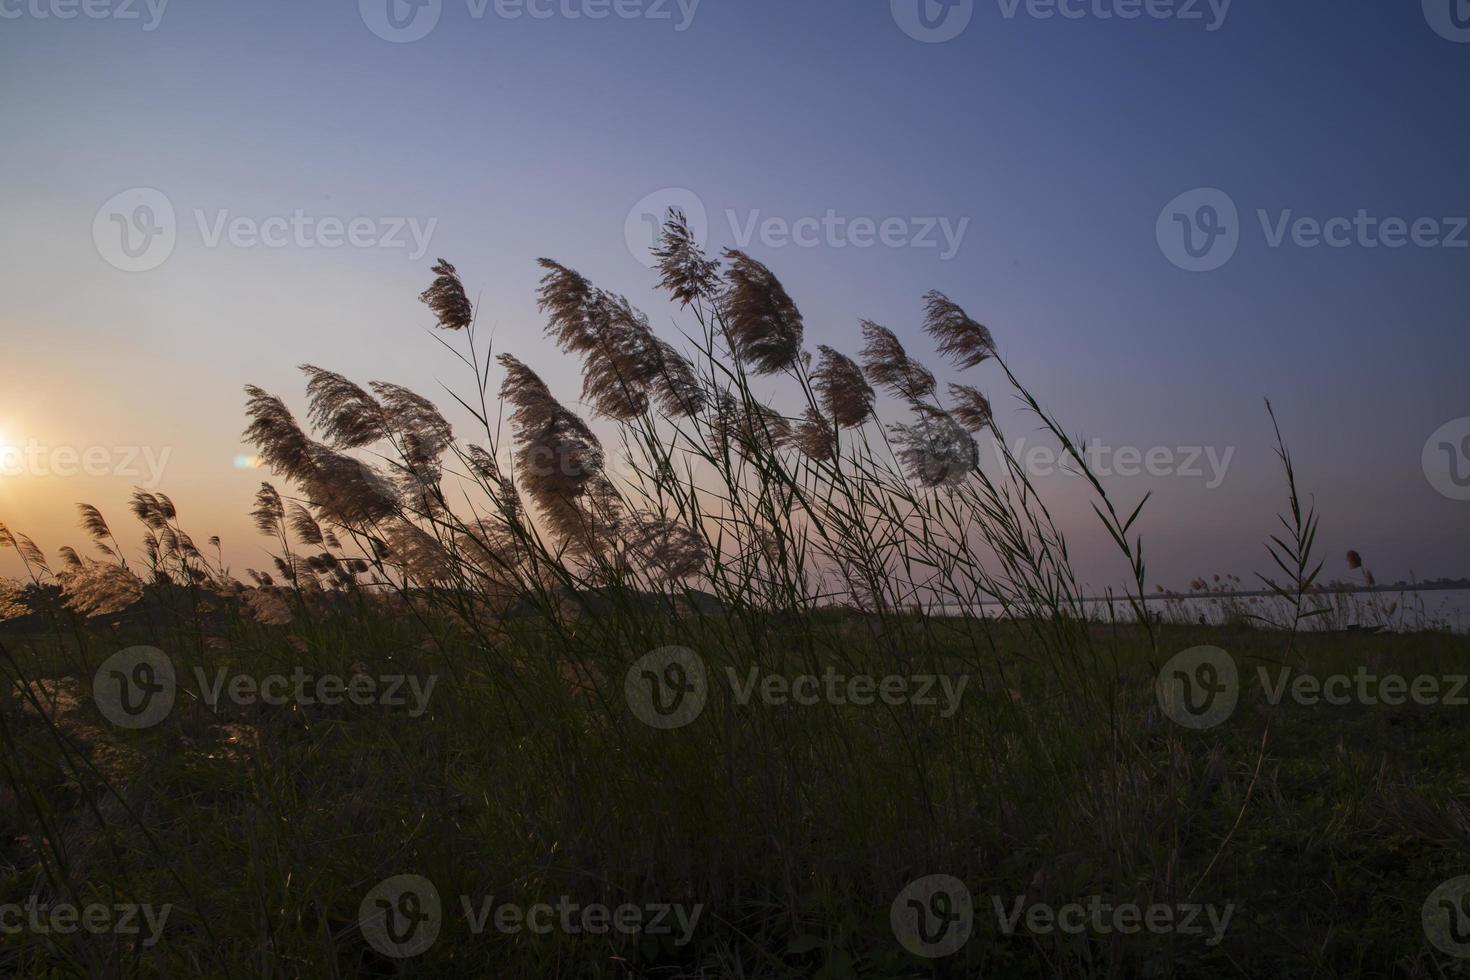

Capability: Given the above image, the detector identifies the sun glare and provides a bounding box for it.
[0,423,27,483]
[0,429,15,486]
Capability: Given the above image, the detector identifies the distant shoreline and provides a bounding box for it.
[974,582,1470,606]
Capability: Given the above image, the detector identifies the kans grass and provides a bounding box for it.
[2,210,1467,977]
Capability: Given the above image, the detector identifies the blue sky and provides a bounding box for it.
[1,0,1467,588]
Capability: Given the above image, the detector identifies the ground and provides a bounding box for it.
[2,610,1468,978]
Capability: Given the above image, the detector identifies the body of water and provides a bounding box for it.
[1078,587,1470,634]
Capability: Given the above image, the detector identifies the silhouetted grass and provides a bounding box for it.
[1,211,1466,977]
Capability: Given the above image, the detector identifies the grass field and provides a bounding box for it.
[3,221,1467,977]
[4,611,1470,977]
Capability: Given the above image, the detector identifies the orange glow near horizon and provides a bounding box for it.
[0,425,17,485]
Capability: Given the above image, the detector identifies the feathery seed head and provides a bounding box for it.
[922,291,995,369]
[711,393,793,457]
[813,346,874,428]
[794,407,838,462]
[891,405,978,488]
[719,250,805,375]
[628,512,708,580]
[419,259,474,331]
[497,353,606,547]
[948,384,995,433]
[77,504,113,543]
[652,208,720,306]
[288,502,325,547]
[301,366,388,448]
[243,386,315,483]
[537,259,599,354]
[57,561,143,618]
[860,321,936,402]
[252,483,285,536]
[300,445,400,527]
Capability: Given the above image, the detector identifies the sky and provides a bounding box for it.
[1,0,1467,592]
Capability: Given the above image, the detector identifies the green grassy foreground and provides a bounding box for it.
[3,610,1469,978]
